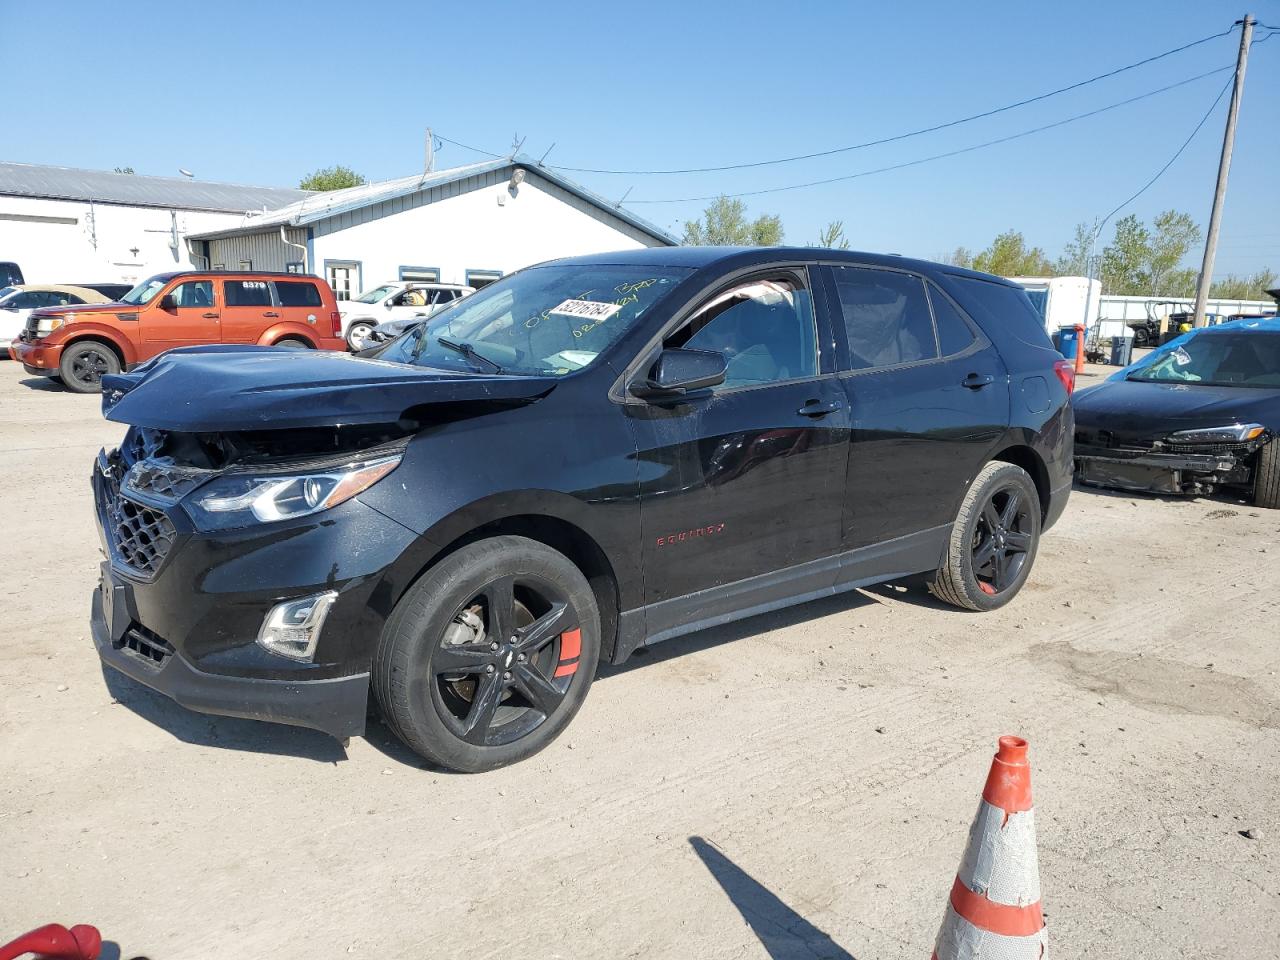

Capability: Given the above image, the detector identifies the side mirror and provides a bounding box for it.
[630,348,727,398]
[159,293,177,310]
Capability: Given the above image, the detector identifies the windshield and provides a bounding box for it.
[0,286,16,302]
[1126,331,1280,389]
[375,264,693,376]
[354,284,399,304]
[120,276,168,305]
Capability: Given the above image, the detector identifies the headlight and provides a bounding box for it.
[186,454,401,530]
[35,314,69,336]
[1168,423,1265,444]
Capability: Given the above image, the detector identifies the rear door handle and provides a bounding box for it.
[961,373,994,389]
[263,311,280,318]
[201,312,219,319]
[797,398,843,418]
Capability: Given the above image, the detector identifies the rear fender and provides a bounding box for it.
[257,322,320,347]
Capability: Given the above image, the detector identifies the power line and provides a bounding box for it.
[546,26,1237,175]
[626,65,1234,205]
[435,135,505,160]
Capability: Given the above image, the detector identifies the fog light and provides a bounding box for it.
[257,591,337,661]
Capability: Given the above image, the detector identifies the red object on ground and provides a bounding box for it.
[0,924,102,960]
[1073,324,1086,376]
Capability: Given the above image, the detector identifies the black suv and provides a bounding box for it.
[90,247,1074,771]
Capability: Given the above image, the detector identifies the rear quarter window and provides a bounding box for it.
[274,281,323,307]
[944,276,1053,352]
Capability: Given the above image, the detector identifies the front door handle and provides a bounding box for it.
[797,398,844,418]
[961,373,994,389]
[201,312,219,319]
[263,311,280,318]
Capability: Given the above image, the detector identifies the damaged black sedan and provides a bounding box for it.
[1074,318,1280,507]
[89,247,1073,771]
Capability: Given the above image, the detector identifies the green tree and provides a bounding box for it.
[1210,269,1278,300]
[812,220,851,250]
[942,247,974,268]
[1054,221,1098,276]
[299,165,366,191]
[969,230,1054,276]
[682,196,784,246]
[1100,214,1151,294]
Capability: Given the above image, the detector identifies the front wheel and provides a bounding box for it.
[346,321,375,351]
[59,340,120,393]
[929,461,1041,611]
[1254,441,1280,510]
[373,536,601,772]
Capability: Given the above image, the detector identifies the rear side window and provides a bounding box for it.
[832,266,938,370]
[225,280,273,307]
[948,276,1053,350]
[928,284,977,356]
[274,281,323,307]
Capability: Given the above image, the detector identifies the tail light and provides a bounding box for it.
[1053,358,1076,396]
[330,311,342,338]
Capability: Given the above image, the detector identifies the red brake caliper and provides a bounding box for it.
[554,629,582,678]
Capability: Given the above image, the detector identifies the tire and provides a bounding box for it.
[1132,327,1150,347]
[1254,441,1280,510]
[346,321,375,351]
[58,340,120,394]
[929,461,1042,612]
[373,536,601,772]
[273,337,312,350]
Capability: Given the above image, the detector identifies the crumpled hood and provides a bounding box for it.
[1074,378,1280,436]
[100,344,557,432]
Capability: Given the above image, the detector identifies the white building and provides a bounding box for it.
[189,157,677,299]
[0,162,308,285]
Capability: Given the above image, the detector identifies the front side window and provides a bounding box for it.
[1126,332,1280,388]
[121,276,169,305]
[832,266,937,370]
[667,277,818,389]
[224,280,272,307]
[377,264,693,377]
[169,281,214,308]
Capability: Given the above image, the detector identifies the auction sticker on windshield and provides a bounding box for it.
[548,299,622,321]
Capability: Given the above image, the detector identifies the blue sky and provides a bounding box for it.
[8,0,1278,277]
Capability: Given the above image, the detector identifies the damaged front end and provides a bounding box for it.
[1074,424,1270,496]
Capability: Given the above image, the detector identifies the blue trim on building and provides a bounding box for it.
[465,268,503,287]
[398,265,441,281]
[305,227,315,276]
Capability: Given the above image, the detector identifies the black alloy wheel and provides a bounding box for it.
[970,485,1034,595]
[432,576,580,747]
[373,535,600,772]
[59,341,121,394]
[929,460,1041,611]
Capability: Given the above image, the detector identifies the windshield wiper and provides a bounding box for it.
[436,336,503,374]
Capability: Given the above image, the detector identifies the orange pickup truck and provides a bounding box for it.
[11,270,345,392]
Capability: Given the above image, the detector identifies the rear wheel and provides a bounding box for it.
[274,337,312,350]
[373,536,600,772]
[1131,326,1150,347]
[59,340,120,394]
[929,461,1041,611]
[1254,441,1280,510]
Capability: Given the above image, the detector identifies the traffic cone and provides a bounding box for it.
[932,736,1047,959]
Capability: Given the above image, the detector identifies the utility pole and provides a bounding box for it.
[1193,14,1254,326]
[424,127,435,173]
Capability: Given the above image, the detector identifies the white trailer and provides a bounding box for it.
[1007,276,1101,334]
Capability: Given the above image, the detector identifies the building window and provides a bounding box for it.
[212,263,226,271]
[325,260,361,301]
[238,259,253,271]
[399,266,440,282]
[465,269,502,290]
[285,261,304,274]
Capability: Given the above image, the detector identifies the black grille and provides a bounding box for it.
[1166,440,1256,455]
[114,623,174,665]
[99,452,178,578]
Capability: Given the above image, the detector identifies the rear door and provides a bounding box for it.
[623,267,851,632]
[219,278,277,343]
[822,264,1008,550]
[140,279,219,352]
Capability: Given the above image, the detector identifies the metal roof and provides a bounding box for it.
[189,156,678,245]
[0,161,310,213]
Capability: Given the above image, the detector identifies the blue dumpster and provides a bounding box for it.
[1057,326,1079,360]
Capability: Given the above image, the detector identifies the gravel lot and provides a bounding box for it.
[1,363,1277,959]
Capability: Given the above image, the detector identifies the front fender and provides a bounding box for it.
[58,324,140,365]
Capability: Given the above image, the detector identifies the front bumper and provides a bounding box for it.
[92,583,370,739]
[89,448,420,740]
[12,338,62,375]
[1075,445,1251,495]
